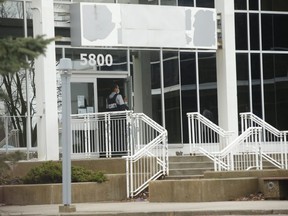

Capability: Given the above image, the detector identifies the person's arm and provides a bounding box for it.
[116,95,128,110]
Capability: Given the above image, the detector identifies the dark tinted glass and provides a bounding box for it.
[251,53,262,118]
[198,52,218,124]
[262,14,288,51]
[235,0,247,10]
[196,0,214,8]
[180,52,197,143]
[235,13,248,50]
[261,0,288,12]
[263,54,288,130]
[249,13,259,50]
[236,53,250,113]
[178,0,194,7]
[249,0,258,10]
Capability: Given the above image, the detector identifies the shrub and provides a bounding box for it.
[0,151,26,185]
[22,161,107,184]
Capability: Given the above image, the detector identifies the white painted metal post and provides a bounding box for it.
[58,58,74,211]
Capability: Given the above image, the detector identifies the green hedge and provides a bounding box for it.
[22,161,107,184]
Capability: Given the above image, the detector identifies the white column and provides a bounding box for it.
[215,0,239,139]
[32,0,59,160]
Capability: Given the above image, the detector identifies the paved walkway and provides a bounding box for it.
[1,200,288,216]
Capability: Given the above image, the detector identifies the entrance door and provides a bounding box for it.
[70,76,132,114]
[97,78,132,112]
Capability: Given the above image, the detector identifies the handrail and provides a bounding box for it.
[187,112,234,154]
[125,113,168,198]
[240,112,288,169]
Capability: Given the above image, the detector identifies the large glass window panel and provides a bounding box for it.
[180,52,197,143]
[261,0,288,12]
[161,0,177,5]
[274,54,288,130]
[178,0,194,7]
[263,54,276,127]
[235,0,247,10]
[149,51,162,125]
[250,14,259,50]
[249,0,258,10]
[262,14,288,51]
[251,53,262,118]
[163,51,181,143]
[196,0,214,8]
[64,49,128,71]
[263,54,288,130]
[236,53,250,113]
[198,52,218,124]
[235,13,248,50]
[0,1,24,38]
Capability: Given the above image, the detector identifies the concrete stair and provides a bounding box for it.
[165,155,214,180]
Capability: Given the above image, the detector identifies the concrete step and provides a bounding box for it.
[164,174,204,180]
[169,155,212,163]
[169,167,214,176]
[169,161,214,169]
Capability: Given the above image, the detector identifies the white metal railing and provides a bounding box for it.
[125,113,168,198]
[70,111,133,158]
[214,127,263,171]
[240,112,288,169]
[70,111,168,198]
[187,112,234,154]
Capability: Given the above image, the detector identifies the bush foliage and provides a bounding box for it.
[22,161,107,184]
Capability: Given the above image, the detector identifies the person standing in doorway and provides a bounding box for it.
[106,83,128,111]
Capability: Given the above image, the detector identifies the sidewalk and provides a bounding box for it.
[1,200,288,216]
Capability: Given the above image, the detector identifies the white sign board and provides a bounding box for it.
[70,3,217,49]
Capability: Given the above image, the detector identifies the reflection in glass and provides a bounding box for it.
[263,54,288,130]
[163,51,181,143]
[178,0,194,7]
[261,0,288,12]
[236,53,250,113]
[198,52,218,124]
[235,13,248,50]
[249,0,258,10]
[235,0,247,10]
[161,0,177,5]
[251,53,262,118]
[196,0,214,8]
[249,13,259,50]
[262,14,288,51]
[180,52,197,143]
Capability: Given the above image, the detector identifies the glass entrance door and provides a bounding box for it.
[97,78,132,112]
[70,76,132,114]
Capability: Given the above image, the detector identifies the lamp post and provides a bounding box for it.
[57,58,76,213]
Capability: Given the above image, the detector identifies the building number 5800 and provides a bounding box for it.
[80,53,113,66]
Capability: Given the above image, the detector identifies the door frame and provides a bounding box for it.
[71,72,129,113]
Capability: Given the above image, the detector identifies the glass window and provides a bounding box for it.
[196,0,214,8]
[0,1,24,38]
[180,52,197,143]
[251,53,262,118]
[261,0,288,12]
[235,13,248,50]
[178,0,194,7]
[64,49,128,71]
[263,54,288,130]
[161,0,177,5]
[198,52,218,124]
[249,13,259,50]
[163,51,181,143]
[235,0,247,10]
[262,14,288,51]
[236,53,250,113]
[249,0,258,10]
